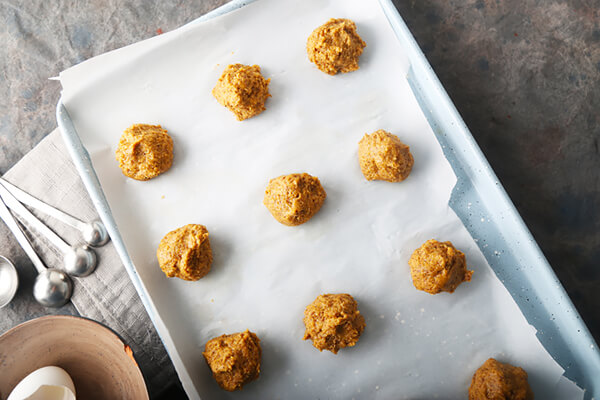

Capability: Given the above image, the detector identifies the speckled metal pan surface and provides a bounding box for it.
[57,0,600,397]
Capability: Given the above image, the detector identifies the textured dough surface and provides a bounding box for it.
[408,239,473,294]
[212,64,271,121]
[263,173,326,226]
[156,224,212,281]
[303,293,366,354]
[203,330,262,392]
[307,18,366,75]
[115,124,173,181]
[358,129,414,182]
[469,358,534,400]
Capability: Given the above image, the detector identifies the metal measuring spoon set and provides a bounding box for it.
[0,177,109,308]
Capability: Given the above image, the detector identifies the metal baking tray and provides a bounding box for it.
[57,0,600,397]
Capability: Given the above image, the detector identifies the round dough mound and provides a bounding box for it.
[115,124,173,181]
[307,18,366,75]
[469,358,534,400]
[212,64,271,121]
[303,293,366,354]
[203,330,261,391]
[358,129,414,182]
[156,224,212,281]
[263,173,326,226]
[408,239,473,294]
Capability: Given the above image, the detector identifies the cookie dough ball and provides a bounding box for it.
[115,124,173,181]
[263,173,326,226]
[307,18,366,75]
[212,64,271,121]
[203,330,261,391]
[303,293,366,354]
[469,358,534,400]
[408,239,473,294]
[156,224,212,281]
[358,129,414,182]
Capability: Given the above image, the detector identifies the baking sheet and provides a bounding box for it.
[59,0,584,398]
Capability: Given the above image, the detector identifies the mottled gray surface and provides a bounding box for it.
[0,0,598,398]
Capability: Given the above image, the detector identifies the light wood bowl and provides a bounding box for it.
[0,315,149,400]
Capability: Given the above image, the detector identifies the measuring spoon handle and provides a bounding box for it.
[0,184,70,255]
[0,177,86,231]
[0,195,47,274]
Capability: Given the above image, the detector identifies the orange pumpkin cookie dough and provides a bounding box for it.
[358,129,414,182]
[156,224,212,281]
[263,173,326,226]
[115,124,173,181]
[303,293,366,354]
[307,18,366,75]
[469,358,534,400]
[408,239,473,294]
[203,330,261,391]
[212,63,271,121]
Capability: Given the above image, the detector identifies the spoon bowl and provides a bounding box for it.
[82,220,109,247]
[0,256,18,308]
[33,269,73,308]
[64,246,97,277]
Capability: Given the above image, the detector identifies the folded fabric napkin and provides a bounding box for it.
[2,128,176,397]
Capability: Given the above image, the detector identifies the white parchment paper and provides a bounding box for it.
[60,0,584,398]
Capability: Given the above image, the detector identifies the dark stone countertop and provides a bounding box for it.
[1,0,598,398]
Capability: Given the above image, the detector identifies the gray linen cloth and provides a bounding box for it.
[2,128,176,397]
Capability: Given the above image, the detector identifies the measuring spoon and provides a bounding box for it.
[0,178,109,247]
[0,184,96,277]
[0,255,18,308]
[0,195,72,307]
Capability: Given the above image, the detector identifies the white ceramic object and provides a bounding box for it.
[7,366,75,400]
